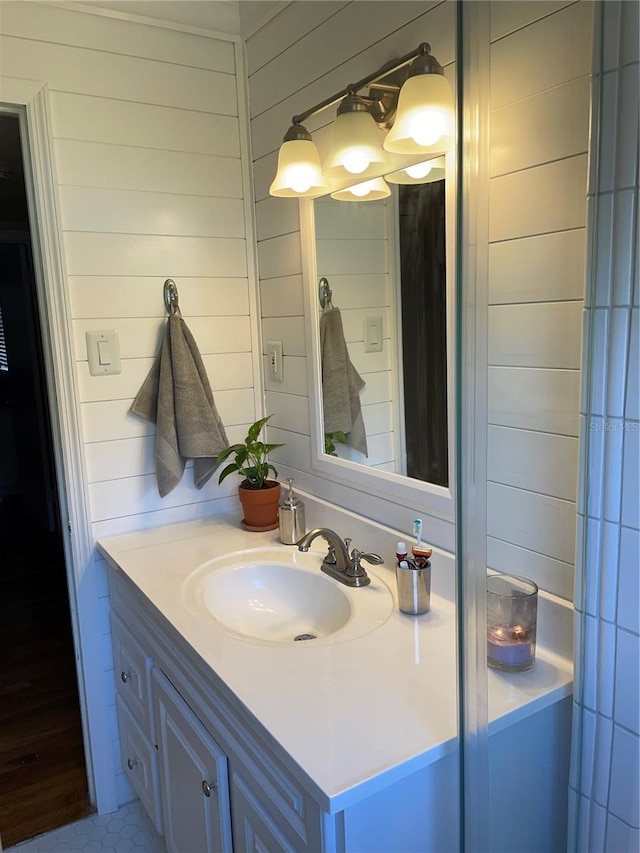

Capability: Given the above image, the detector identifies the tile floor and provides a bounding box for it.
[5,799,166,853]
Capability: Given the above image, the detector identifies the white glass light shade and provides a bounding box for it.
[269,138,328,197]
[323,110,389,180]
[383,74,454,155]
[330,177,390,202]
[385,156,446,185]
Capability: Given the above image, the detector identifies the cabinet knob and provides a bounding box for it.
[127,758,137,770]
[201,779,217,797]
[121,671,132,683]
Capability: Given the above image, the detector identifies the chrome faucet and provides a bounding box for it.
[296,527,383,588]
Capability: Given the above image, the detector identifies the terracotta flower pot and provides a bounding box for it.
[238,480,281,531]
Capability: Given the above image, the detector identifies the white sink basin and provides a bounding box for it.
[181,547,393,645]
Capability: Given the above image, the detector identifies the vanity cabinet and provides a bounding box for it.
[109,567,327,853]
[101,515,572,853]
[105,546,471,853]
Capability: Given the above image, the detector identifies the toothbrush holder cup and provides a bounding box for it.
[396,561,431,615]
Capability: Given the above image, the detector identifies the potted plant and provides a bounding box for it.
[216,414,284,530]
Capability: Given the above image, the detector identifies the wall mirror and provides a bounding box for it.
[300,155,455,516]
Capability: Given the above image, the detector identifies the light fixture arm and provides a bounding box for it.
[291,42,433,127]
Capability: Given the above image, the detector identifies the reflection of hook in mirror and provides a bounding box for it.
[318,277,333,310]
[313,178,448,486]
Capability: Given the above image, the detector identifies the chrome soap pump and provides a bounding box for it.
[279,477,305,544]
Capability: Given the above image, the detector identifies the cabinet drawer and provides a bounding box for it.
[116,697,163,835]
[112,612,154,736]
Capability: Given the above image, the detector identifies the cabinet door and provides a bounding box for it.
[153,669,232,853]
[230,771,297,853]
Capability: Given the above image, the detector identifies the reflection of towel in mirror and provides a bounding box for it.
[131,313,229,497]
[320,307,368,457]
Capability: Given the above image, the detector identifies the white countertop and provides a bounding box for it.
[97,513,573,813]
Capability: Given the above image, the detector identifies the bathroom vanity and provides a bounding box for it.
[98,512,573,852]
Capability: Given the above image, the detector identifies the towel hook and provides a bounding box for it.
[164,279,179,315]
[319,277,334,310]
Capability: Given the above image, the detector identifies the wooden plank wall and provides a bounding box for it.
[487,1,592,600]
[246,0,458,551]
[246,0,592,598]
[1,4,259,534]
[0,2,255,805]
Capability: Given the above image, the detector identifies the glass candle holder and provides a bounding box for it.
[487,573,538,672]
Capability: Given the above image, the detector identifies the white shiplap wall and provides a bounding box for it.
[246,0,591,598]
[0,2,258,806]
[247,0,458,552]
[487,1,592,600]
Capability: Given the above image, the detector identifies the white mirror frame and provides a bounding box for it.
[299,152,457,522]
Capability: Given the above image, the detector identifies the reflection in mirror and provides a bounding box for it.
[314,178,448,487]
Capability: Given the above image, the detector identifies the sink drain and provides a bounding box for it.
[293,633,317,641]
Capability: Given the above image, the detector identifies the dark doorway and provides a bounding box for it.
[0,113,91,847]
[398,180,449,487]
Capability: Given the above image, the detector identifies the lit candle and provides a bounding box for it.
[487,625,534,668]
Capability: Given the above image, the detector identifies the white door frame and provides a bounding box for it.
[1,78,117,812]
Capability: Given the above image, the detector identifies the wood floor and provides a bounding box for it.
[0,501,91,848]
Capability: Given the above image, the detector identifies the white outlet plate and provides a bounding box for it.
[364,317,383,353]
[267,340,284,382]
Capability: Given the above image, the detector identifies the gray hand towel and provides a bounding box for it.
[131,313,229,497]
[320,307,368,457]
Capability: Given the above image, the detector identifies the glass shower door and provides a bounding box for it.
[455,1,588,849]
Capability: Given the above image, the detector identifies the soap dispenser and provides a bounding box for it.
[279,478,305,544]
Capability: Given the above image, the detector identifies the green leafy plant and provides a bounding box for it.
[216,415,284,489]
[324,430,348,456]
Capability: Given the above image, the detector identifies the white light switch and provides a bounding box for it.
[86,330,121,376]
[267,340,284,383]
[97,340,112,365]
[364,317,383,353]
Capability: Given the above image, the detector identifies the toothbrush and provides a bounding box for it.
[411,519,432,565]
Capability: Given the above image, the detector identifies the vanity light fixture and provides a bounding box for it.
[269,123,328,197]
[330,176,391,202]
[323,92,389,180]
[385,155,446,185]
[383,47,454,154]
[269,42,453,199]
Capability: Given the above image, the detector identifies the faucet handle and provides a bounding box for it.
[325,543,337,565]
[347,549,367,579]
[359,551,384,565]
[346,549,383,579]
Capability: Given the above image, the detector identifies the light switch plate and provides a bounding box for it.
[86,330,121,376]
[267,340,284,383]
